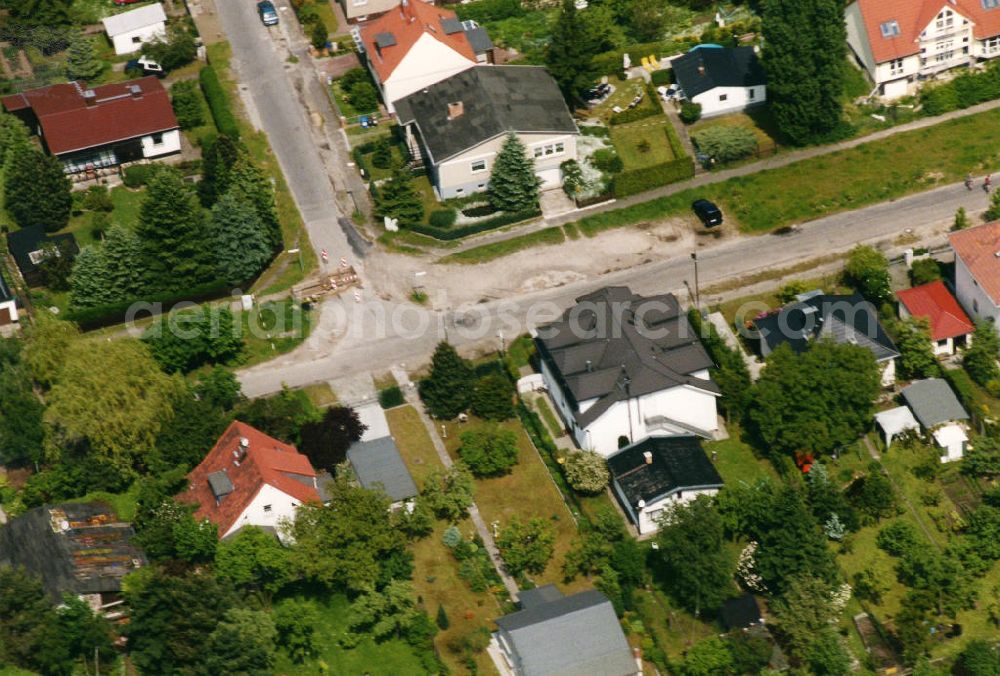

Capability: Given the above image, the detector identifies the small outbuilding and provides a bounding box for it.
[874,406,920,449]
[102,3,167,56]
[0,268,18,327]
[901,378,970,462]
[347,436,418,510]
[719,593,764,632]
[5,226,79,288]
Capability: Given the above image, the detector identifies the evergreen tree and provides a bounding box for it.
[488,133,541,213]
[761,0,846,145]
[103,224,143,301]
[4,145,72,231]
[69,246,113,310]
[210,191,272,286]
[375,165,424,227]
[136,168,215,293]
[65,34,102,80]
[228,154,283,250]
[9,0,72,26]
[419,342,475,419]
[954,206,971,231]
[435,604,450,630]
[546,0,599,103]
[470,373,514,421]
[199,134,243,206]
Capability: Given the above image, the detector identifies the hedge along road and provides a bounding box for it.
[443,98,1000,260]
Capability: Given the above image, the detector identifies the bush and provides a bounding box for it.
[455,0,524,23]
[428,209,457,228]
[82,185,113,212]
[876,520,920,557]
[379,385,404,409]
[909,258,942,286]
[461,204,499,218]
[123,164,160,188]
[407,210,540,241]
[651,69,673,86]
[680,101,702,124]
[564,451,610,494]
[347,81,378,113]
[371,137,393,169]
[691,125,758,164]
[458,425,519,477]
[592,148,624,174]
[200,66,240,139]
[170,80,205,130]
[143,27,197,71]
[470,374,514,421]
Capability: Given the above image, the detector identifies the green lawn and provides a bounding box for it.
[609,118,677,170]
[273,593,427,675]
[63,185,146,247]
[704,430,779,487]
[575,106,1000,234]
[300,382,338,408]
[240,299,313,367]
[439,226,564,264]
[588,79,649,121]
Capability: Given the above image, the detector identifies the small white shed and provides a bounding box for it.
[102,3,167,56]
[874,406,919,449]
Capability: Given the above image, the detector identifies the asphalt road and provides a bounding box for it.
[213,1,358,268]
[237,177,986,397]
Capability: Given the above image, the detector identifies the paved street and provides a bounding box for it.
[237,176,983,397]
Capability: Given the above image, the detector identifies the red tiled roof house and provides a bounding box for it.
[359,0,493,114]
[845,0,1000,99]
[178,421,324,540]
[897,279,974,356]
[950,220,1000,335]
[0,77,180,174]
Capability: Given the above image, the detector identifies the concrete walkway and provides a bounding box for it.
[440,95,1000,255]
[391,367,521,602]
[707,311,762,381]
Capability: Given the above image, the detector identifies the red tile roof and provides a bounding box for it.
[950,220,1000,307]
[0,77,178,156]
[178,421,320,537]
[897,280,974,341]
[855,0,1000,64]
[360,0,476,82]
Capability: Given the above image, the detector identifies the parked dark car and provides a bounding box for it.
[257,0,279,25]
[692,199,723,227]
[124,57,166,78]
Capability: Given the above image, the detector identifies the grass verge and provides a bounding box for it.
[439,227,565,265]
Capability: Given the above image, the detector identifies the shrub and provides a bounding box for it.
[455,0,523,23]
[123,164,160,188]
[650,69,673,86]
[461,204,499,218]
[170,80,205,130]
[378,385,404,409]
[876,520,920,557]
[591,148,624,174]
[82,185,113,212]
[371,137,393,169]
[347,80,378,113]
[691,125,758,164]
[199,66,240,139]
[428,209,458,228]
[406,210,540,240]
[470,374,514,421]
[909,258,942,286]
[680,101,702,124]
[458,425,519,477]
[564,451,610,494]
[143,27,197,71]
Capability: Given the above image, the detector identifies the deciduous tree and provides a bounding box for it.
[421,462,475,522]
[0,567,71,675]
[458,424,519,477]
[274,598,320,663]
[298,405,367,472]
[893,316,940,380]
[844,245,892,306]
[564,450,610,494]
[347,580,424,641]
[488,133,541,213]
[203,608,278,675]
[142,306,243,374]
[964,320,1000,388]
[215,526,293,594]
[496,516,555,576]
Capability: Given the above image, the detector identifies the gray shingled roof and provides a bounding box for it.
[347,437,418,502]
[495,588,636,676]
[902,378,969,429]
[672,46,766,99]
[393,66,578,164]
[535,287,718,429]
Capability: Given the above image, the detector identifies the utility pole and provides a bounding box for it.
[691,251,701,316]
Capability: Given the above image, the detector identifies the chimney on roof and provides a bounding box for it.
[129,84,143,99]
[643,451,653,465]
[697,64,705,76]
[83,89,96,106]
[447,101,464,119]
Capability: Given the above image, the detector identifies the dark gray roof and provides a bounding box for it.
[0,267,13,303]
[495,588,636,676]
[394,66,578,164]
[440,17,463,34]
[0,502,145,602]
[347,437,418,502]
[719,593,763,631]
[518,583,565,609]
[207,470,234,500]
[374,32,397,48]
[901,378,969,429]
[465,26,493,53]
[754,292,899,363]
[672,46,766,99]
[6,225,79,280]
[607,436,723,508]
[535,287,718,429]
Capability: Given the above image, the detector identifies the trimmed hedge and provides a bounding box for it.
[64,280,234,330]
[612,125,694,197]
[650,69,673,86]
[379,385,404,409]
[428,209,457,228]
[407,209,541,240]
[461,204,499,218]
[941,367,979,415]
[199,65,240,139]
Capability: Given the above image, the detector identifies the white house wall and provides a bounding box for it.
[635,487,719,535]
[140,129,181,159]
[434,132,578,199]
[954,254,1000,327]
[0,298,17,324]
[110,23,166,56]
[380,34,476,113]
[221,483,303,539]
[691,85,765,118]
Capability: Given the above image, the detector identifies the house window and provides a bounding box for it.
[986,0,1000,9]
[937,339,949,347]
[456,188,464,194]
[937,10,954,30]
[263,505,272,513]
[132,36,142,44]
[880,20,900,38]
[470,159,487,173]
[151,132,164,145]
[974,299,980,314]
[889,58,905,75]
[719,93,728,102]
[748,88,755,100]
[986,35,1000,53]
[353,0,368,6]
[646,508,663,522]
[532,142,566,159]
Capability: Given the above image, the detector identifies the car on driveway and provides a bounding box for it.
[692,199,723,227]
[257,0,279,25]
[125,56,166,78]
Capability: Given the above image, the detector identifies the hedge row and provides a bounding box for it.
[64,280,235,330]
[406,209,541,240]
[921,62,1000,116]
[650,69,673,86]
[199,65,240,139]
[612,126,694,197]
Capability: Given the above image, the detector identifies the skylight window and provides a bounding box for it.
[880,20,901,37]
[985,0,1000,10]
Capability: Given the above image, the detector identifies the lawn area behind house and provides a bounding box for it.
[610,118,677,170]
[703,430,779,486]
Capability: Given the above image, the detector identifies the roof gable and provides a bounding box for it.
[607,436,723,507]
[102,2,167,37]
[902,378,969,428]
[950,220,1000,306]
[347,437,418,502]
[179,421,320,536]
[360,0,477,81]
[896,280,974,340]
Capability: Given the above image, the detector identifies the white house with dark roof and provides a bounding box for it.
[534,287,720,458]
[490,585,638,676]
[102,3,167,56]
[671,46,766,118]
[607,436,723,535]
[394,65,579,198]
[902,378,970,462]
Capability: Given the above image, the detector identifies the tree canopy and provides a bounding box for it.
[420,342,474,420]
[546,0,599,103]
[298,406,367,472]
[458,424,520,477]
[4,144,72,232]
